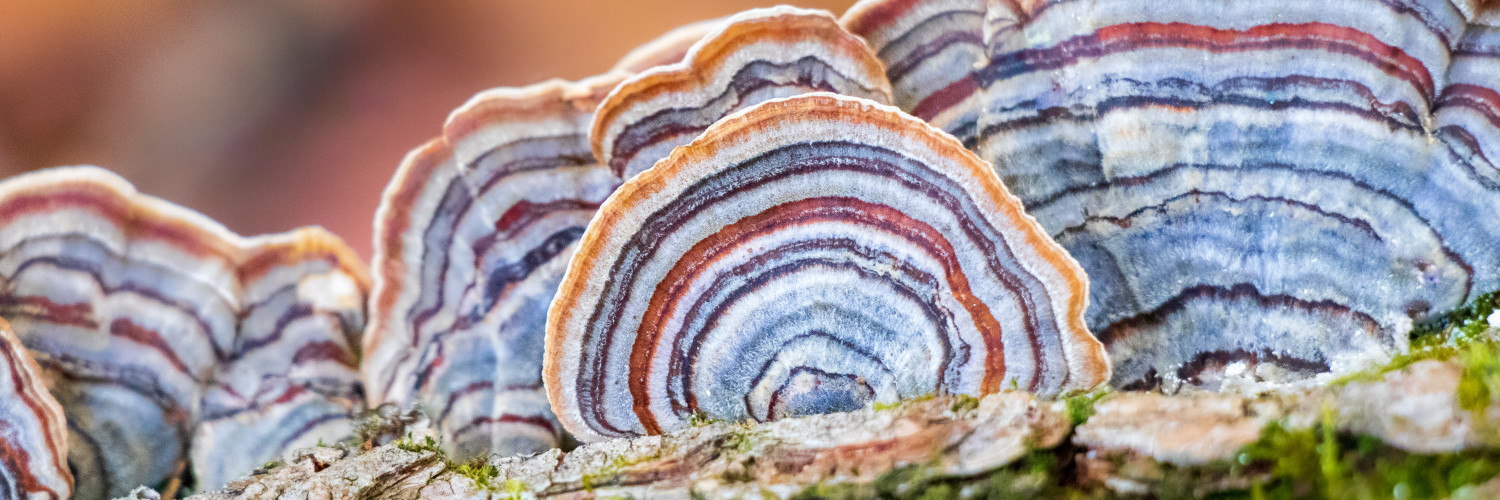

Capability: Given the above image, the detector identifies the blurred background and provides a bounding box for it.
[0,0,855,258]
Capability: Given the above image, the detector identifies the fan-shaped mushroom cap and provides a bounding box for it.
[592,6,894,181]
[0,167,367,498]
[841,0,986,145]
[0,319,72,500]
[546,93,1108,443]
[190,229,368,489]
[845,0,1500,390]
[365,75,623,460]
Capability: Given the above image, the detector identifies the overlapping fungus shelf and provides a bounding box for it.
[591,6,894,181]
[0,319,72,500]
[844,0,1500,391]
[545,93,1109,443]
[364,75,623,460]
[0,167,369,498]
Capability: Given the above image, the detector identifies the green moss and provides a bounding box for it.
[394,434,444,455]
[949,394,980,414]
[500,479,528,500]
[1335,291,1500,386]
[349,407,392,447]
[580,443,676,491]
[1414,291,1499,340]
[873,392,935,411]
[448,457,501,492]
[384,433,516,495]
[688,410,722,427]
[255,460,284,474]
[1457,339,1500,418]
[722,421,765,457]
[1065,390,1108,426]
[789,448,1092,500]
[1209,409,1500,500]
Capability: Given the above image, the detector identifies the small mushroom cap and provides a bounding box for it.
[547,93,1107,443]
[0,319,73,500]
[592,6,894,180]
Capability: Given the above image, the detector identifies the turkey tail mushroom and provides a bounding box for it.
[592,6,894,181]
[364,75,623,461]
[546,93,1108,443]
[0,167,368,498]
[844,0,1500,391]
[0,319,72,500]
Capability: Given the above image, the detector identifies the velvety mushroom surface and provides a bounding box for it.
[0,319,72,500]
[547,93,1108,442]
[845,0,1500,390]
[0,167,368,498]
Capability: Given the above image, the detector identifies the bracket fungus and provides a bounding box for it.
[0,167,368,498]
[546,93,1108,442]
[845,0,1500,390]
[592,6,895,181]
[0,320,72,500]
[365,76,623,460]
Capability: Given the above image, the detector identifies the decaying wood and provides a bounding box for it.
[182,353,1500,499]
[195,393,1068,499]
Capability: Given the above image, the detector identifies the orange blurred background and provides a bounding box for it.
[0,0,855,258]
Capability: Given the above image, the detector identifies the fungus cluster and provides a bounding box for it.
[846,0,1500,390]
[548,93,1105,441]
[0,168,366,497]
[0,0,1495,496]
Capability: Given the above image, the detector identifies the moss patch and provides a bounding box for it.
[688,410,722,427]
[580,443,674,491]
[1335,291,1500,386]
[948,394,980,414]
[447,458,501,492]
[393,434,444,455]
[500,479,529,500]
[1065,390,1108,426]
[1210,414,1500,499]
[789,447,1105,500]
[873,392,936,412]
